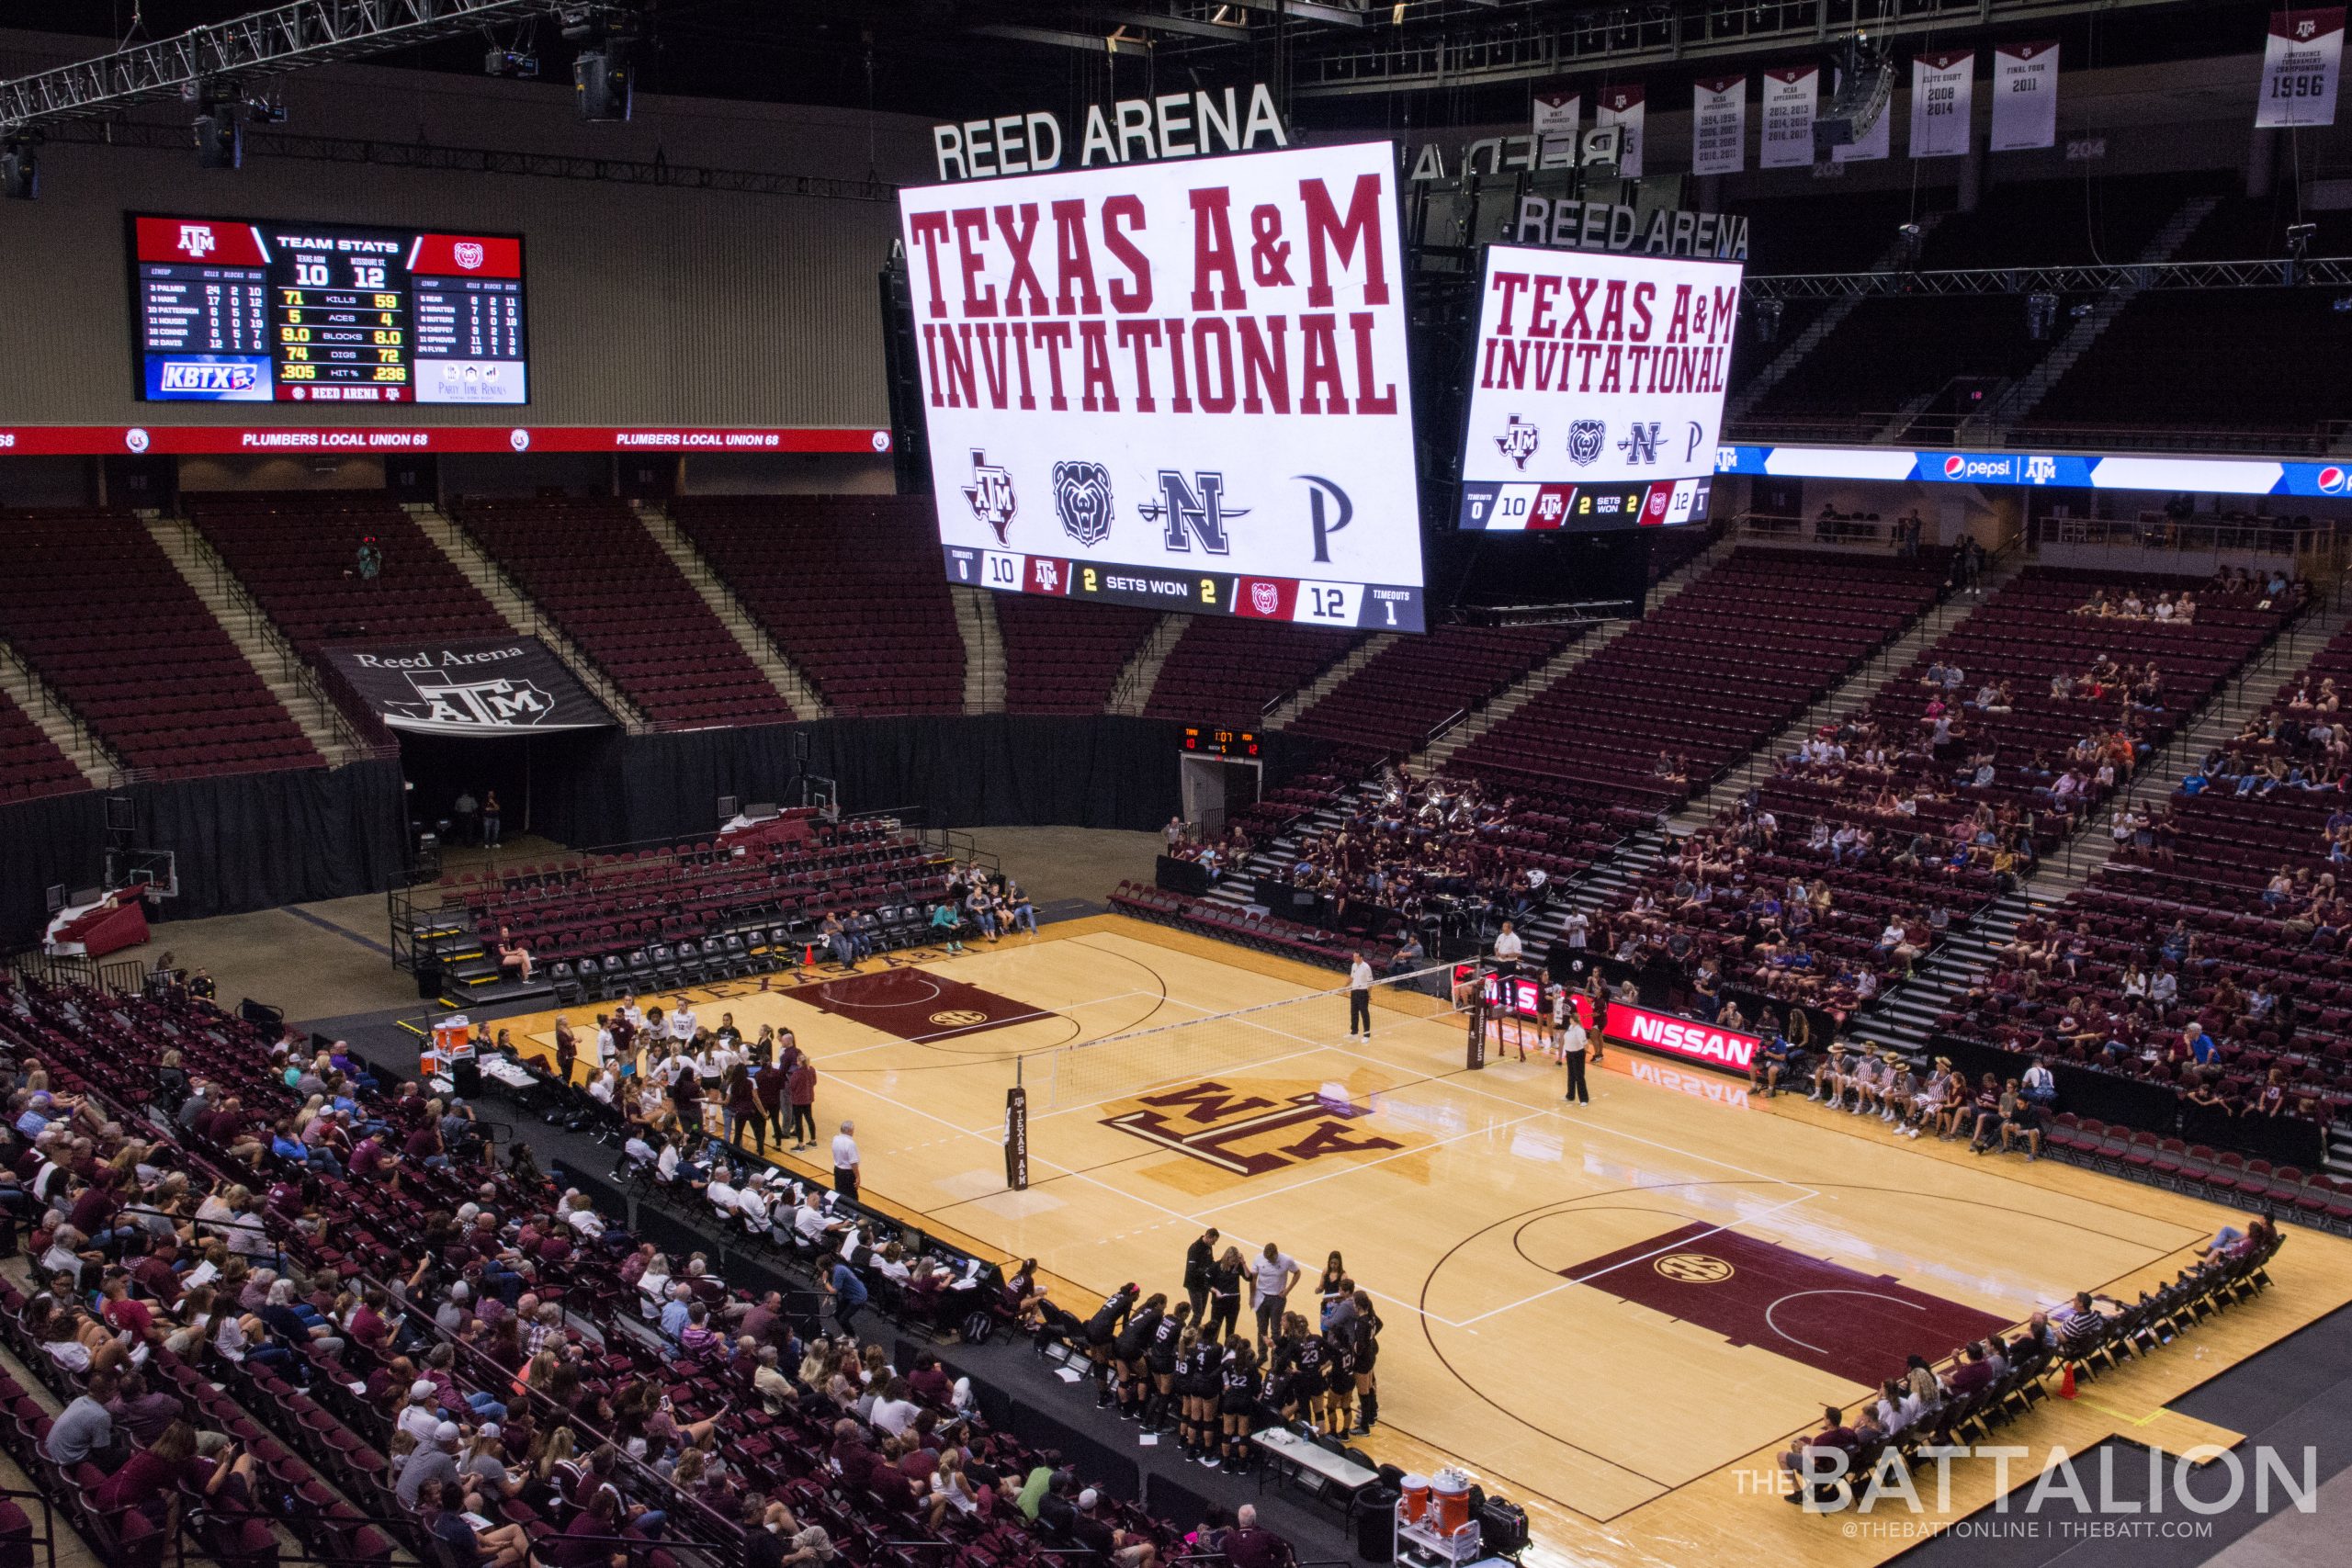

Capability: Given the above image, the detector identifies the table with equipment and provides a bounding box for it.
[1250,1427,1378,1511]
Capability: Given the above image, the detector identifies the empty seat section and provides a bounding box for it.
[993,595,1160,714]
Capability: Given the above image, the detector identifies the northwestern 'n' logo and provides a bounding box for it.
[1138,470,1248,556]
[1618,422,1662,465]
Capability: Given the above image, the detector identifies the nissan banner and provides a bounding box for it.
[325,637,615,736]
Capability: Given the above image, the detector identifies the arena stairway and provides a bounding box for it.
[1846,885,2039,1057]
[1107,615,1189,716]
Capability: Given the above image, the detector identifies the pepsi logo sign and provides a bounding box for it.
[2320,467,2347,495]
[1943,454,1967,479]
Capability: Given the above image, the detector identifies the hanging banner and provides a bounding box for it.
[1760,66,1818,168]
[1990,40,2061,150]
[1596,84,1646,177]
[1532,85,1582,164]
[1909,51,1976,157]
[1690,75,1748,175]
[323,637,615,736]
[2256,8,2344,127]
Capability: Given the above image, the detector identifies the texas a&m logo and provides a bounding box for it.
[1102,1078,1405,1177]
[963,449,1017,543]
[176,224,218,258]
[1495,414,1540,469]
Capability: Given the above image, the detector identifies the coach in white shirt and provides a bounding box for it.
[1347,953,1374,1039]
[1492,921,1524,977]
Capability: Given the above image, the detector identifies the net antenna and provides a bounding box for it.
[1018,957,1467,1114]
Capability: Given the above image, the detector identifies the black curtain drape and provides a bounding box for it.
[530,715,1192,849]
[133,758,409,921]
[0,789,109,949]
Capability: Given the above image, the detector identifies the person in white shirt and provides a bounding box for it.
[1248,1243,1302,1349]
[1491,921,1524,976]
[588,1067,619,1107]
[736,1178,773,1235]
[562,1193,605,1239]
[654,1141,682,1184]
[706,1171,741,1217]
[831,1122,861,1201]
[668,1002,697,1043]
[1346,953,1374,1039]
[1561,1010,1591,1104]
[793,1195,841,1247]
[1562,910,1589,951]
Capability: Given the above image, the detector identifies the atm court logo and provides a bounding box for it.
[1102,1078,1411,1177]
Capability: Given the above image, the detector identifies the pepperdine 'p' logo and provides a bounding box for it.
[1051,460,1114,547]
[1567,419,1606,466]
[1102,1078,1406,1177]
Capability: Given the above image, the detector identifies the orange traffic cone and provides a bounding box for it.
[2058,1362,2076,1400]
[804,943,815,967]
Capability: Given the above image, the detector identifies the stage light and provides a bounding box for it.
[2287,222,2316,260]
[2026,290,2059,341]
[485,47,540,78]
[2,138,36,200]
[1755,297,1784,344]
[573,42,631,120]
[195,103,243,168]
[1895,221,1923,270]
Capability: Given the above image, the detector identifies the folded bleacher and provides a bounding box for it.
[455,497,796,727]
[668,494,965,716]
[0,508,322,778]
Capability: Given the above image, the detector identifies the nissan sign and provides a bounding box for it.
[1601,1000,1761,1076]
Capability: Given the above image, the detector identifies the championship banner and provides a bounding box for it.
[1831,66,1892,162]
[1910,51,1976,158]
[1596,84,1646,177]
[1990,40,2061,151]
[1760,66,1818,168]
[2256,8,2344,127]
[1691,75,1747,175]
[323,637,614,736]
[1532,85,1581,166]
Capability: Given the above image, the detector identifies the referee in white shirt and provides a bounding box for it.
[831,1120,861,1201]
[1561,1010,1591,1104]
[1491,921,1524,978]
[1347,953,1374,1039]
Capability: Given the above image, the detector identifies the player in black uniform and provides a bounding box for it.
[1145,1300,1190,1432]
[1083,1282,1137,1408]
[1347,1289,1383,1434]
[1277,1313,1321,1425]
[1173,1327,1215,1463]
[1111,1291,1165,1421]
[1218,1339,1262,1474]
[1326,1325,1363,1438]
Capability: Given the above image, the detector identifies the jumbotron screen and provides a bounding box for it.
[1455,243,1741,533]
[899,141,1426,632]
[129,213,528,404]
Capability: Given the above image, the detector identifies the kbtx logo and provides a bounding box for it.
[1140,470,1248,555]
[176,224,217,258]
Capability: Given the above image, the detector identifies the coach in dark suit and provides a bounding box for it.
[1182,1227,1220,1321]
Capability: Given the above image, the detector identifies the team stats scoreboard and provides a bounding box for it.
[130,214,527,404]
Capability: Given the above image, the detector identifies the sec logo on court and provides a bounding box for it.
[1653,1252,1736,1284]
[929,1010,989,1028]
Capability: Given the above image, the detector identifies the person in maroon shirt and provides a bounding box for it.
[1778,1406,1859,1504]
[1944,1342,1998,1398]
[786,1056,819,1151]
[130,1238,184,1309]
[753,1053,790,1150]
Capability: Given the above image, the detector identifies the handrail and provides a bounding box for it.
[434,509,650,734]
[0,638,124,774]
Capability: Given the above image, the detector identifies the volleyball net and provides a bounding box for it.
[1018,957,1471,1112]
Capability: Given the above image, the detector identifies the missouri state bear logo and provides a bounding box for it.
[1052,460,1114,547]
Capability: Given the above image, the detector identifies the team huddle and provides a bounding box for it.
[1001,1232,1383,1475]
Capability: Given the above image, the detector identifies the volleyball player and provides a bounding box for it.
[1315,1252,1350,1327]
[1318,1317,1355,1436]
[1082,1283,1136,1408]
[1544,971,1570,1061]
[1112,1291,1165,1421]
[1347,1289,1383,1434]
[1174,1327,1216,1464]
[1146,1300,1189,1432]
[1218,1340,1262,1474]
[1277,1313,1320,1425]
